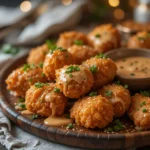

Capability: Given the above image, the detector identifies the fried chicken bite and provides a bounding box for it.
[68,45,98,64]
[82,55,117,89]
[55,65,94,98]
[70,95,114,129]
[127,31,150,49]
[6,64,47,98]
[128,93,150,130]
[43,47,75,81]
[98,84,131,118]
[88,24,120,53]
[25,83,67,117]
[27,44,49,65]
[57,31,91,49]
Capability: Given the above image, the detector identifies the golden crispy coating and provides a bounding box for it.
[128,94,150,130]
[127,31,150,49]
[88,24,120,53]
[57,31,91,49]
[98,84,131,118]
[82,57,117,89]
[25,83,67,117]
[43,49,75,81]
[27,44,49,64]
[68,45,98,64]
[55,65,94,98]
[6,64,47,97]
[70,95,114,129]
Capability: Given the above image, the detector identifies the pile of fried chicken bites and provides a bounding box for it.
[6,24,150,131]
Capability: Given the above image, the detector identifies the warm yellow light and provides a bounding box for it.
[113,9,125,20]
[20,1,32,12]
[61,0,72,6]
[108,0,120,7]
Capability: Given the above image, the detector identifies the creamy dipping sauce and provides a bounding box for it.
[44,116,73,127]
[115,56,150,78]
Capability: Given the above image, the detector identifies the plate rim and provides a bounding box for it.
[0,52,150,149]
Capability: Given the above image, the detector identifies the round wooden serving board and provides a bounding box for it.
[0,53,150,150]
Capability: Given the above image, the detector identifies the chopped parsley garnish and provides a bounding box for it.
[18,103,26,109]
[137,37,146,41]
[69,74,73,78]
[23,64,37,72]
[90,65,97,73]
[46,40,57,50]
[130,73,135,76]
[39,62,43,68]
[74,40,84,46]
[28,78,33,82]
[41,73,45,77]
[34,82,45,88]
[95,34,101,38]
[50,46,67,54]
[23,64,31,72]
[105,90,112,97]
[32,114,39,120]
[96,53,107,59]
[104,127,113,132]
[114,80,121,85]
[113,119,124,131]
[89,92,97,97]
[2,44,20,55]
[142,108,147,113]
[140,101,146,107]
[18,98,25,102]
[140,91,150,97]
[54,87,60,93]
[65,65,80,74]
[66,123,74,129]
[46,40,66,54]
[124,84,128,89]
[104,119,124,132]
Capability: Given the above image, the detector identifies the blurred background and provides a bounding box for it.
[0,0,149,46]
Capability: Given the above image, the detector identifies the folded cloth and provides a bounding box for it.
[0,111,39,150]
[5,0,87,45]
[0,0,41,28]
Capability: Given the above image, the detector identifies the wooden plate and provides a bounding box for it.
[0,53,150,150]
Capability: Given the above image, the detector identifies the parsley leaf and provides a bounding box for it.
[105,90,112,97]
[95,34,101,38]
[96,53,107,59]
[74,40,84,46]
[34,82,45,88]
[90,65,97,73]
[65,66,80,74]
[89,92,97,97]
[2,44,20,55]
[54,87,60,93]
[66,123,74,129]
[140,91,150,97]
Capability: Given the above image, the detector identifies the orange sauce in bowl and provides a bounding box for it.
[115,56,150,78]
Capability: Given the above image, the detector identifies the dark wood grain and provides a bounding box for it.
[1,53,150,149]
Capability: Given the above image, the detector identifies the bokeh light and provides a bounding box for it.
[108,0,120,7]
[113,9,125,20]
[20,1,32,12]
[129,0,137,7]
[61,0,72,6]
